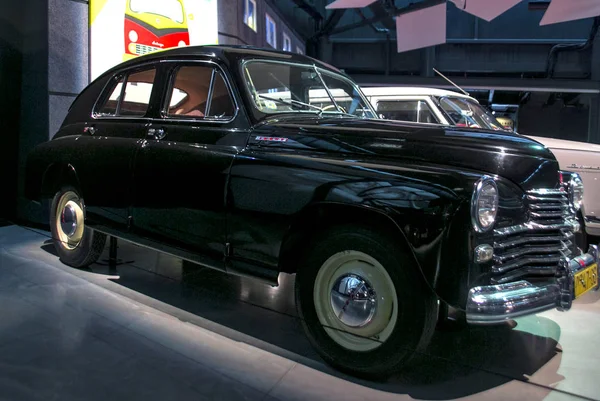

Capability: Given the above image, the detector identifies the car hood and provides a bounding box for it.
[252,117,560,190]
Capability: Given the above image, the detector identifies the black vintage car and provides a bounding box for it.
[25,45,599,378]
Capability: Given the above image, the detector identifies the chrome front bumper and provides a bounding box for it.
[466,244,599,324]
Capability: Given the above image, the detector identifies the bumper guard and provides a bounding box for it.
[466,244,599,324]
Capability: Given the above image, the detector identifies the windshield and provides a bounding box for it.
[242,60,376,119]
[439,97,507,131]
[129,0,184,24]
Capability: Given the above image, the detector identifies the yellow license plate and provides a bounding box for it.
[574,263,598,298]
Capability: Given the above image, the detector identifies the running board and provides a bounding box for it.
[89,225,280,287]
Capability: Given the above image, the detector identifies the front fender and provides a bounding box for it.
[278,168,476,308]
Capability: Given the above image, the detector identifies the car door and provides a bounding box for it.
[131,60,247,260]
[82,65,159,229]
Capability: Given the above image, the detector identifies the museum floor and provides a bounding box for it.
[0,222,598,401]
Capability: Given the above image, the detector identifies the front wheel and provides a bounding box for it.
[295,226,437,379]
[50,187,106,268]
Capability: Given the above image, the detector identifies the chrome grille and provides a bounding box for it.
[491,189,575,285]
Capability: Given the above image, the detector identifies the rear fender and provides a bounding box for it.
[40,163,82,199]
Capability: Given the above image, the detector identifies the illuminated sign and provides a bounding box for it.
[90,0,218,80]
[495,116,515,130]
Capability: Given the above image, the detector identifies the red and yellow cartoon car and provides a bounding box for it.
[124,0,190,60]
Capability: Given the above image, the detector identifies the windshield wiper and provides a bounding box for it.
[258,95,324,114]
[329,111,358,118]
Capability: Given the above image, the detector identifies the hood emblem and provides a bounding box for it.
[255,136,288,142]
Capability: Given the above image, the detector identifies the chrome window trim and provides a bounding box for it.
[369,96,444,125]
[240,58,377,118]
[159,59,239,124]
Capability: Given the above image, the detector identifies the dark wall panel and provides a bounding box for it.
[48,0,89,140]
[0,1,23,220]
[517,93,591,142]
[17,0,49,222]
[48,0,89,95]
[217,0,305,52]
[331,1,593,41]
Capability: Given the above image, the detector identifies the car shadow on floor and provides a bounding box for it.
[40,241,564,400]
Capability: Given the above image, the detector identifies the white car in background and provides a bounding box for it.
[362,86,600,246]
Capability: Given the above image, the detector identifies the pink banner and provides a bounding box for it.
[450,0,522,22]
[325,0,377,9]
[540,0,600,25]
[396,2,446,53]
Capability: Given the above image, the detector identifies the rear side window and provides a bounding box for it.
[377,100,437,124]
[97,77,124,116]
[95,67,156,117]
[164,64,235,120]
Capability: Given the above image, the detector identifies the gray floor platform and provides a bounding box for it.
[0,224,599,401]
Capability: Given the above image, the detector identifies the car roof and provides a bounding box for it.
[361,86,475,100]
[95,45,346,82]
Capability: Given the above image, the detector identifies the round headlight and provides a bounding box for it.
[471,177,498,232]
[570,173,584,210]
[129,30,138,43]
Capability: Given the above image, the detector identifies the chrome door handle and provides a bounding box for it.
[85,126,96,135]
[147,128,166,140]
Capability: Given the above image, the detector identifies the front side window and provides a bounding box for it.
[439,97,505,130]
[244,0,257,31]
[283,33,292,52]
[96,67,156,117]
[129,0,184,24]
[266,14,277,48]
[377,100,437,123]
[242,60,376,119]
[165,64,235,120]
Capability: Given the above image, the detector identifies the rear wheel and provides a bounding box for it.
[50,187,106,268]
[295,225,437,378]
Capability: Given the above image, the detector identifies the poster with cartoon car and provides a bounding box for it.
[90,0,218,80]
[124,0,190,61]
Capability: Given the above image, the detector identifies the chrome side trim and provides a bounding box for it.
[527,188,566,196]
[494,220,577,236]
[491,266,559,285]
[529,210,567,219]
[494,232,572,250]
[493,242,571,264]
[529,203,568,210]
[492,255,562,274]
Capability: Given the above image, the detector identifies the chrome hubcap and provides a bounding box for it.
[313,250,398,351]
[330,274,377,328]
[60,203,78,237]
[54,192,85,250]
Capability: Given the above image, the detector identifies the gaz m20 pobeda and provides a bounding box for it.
[25,45,599,378]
